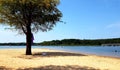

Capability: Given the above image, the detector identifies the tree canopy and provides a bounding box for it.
[0,0,62,55]
[0,0,62,34]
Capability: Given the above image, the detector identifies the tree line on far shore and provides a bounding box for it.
[0,38,120,46]
[39,38,120,46]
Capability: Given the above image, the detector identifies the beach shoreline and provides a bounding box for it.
[0,48,120,70]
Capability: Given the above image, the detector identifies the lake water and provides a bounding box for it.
[0,46,120,58]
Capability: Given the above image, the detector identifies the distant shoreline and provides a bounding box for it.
[0,38,120,46]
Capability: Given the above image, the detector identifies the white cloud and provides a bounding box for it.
[106,22,120,29]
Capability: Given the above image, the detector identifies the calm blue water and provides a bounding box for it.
[0,46,120,58]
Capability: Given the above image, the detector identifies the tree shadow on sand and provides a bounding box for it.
[0,66,11,70]
[32,51,87,57]
[17,51,87,59]
[17,65,100,70]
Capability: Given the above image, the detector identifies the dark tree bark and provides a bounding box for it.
[25,8,32,55]
[26,25,32,55]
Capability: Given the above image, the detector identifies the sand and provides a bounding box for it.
[0,48,120,70]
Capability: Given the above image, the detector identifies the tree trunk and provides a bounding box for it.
[26,25,32,55]
[25,8,32,55]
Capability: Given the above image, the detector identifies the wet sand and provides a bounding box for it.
[0,49,120,70]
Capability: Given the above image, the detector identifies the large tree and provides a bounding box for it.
[0,0,62,55]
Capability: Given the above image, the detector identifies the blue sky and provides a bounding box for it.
[0,0,120,43]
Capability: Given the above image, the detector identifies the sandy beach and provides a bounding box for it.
[0,49,120,70]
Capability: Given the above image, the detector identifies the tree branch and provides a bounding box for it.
[21,24,27,35]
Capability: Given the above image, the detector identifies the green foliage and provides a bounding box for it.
[0,0,62,55]
[0,42,26,46]
[39,38,120,46]
[0,38,120,46]
[0,0,62,34]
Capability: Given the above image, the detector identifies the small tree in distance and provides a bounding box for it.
[0,0,62,55]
